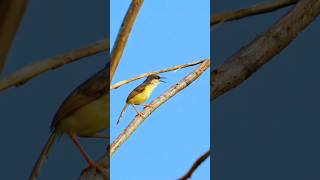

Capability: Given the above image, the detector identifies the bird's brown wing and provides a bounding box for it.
[126,82,147,103]
[50,64,109,130]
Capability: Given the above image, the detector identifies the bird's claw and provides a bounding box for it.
[136,112,144,117]
[143,104,153,108]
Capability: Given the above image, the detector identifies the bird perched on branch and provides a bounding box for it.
[117,74,165,125]
[29,63,109,180]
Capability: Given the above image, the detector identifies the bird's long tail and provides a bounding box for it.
[117,103,128,125]
[29,131,58,180]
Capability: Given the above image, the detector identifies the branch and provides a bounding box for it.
[0,40,108,92]
[110,59,210,157]
[111,60,205,90]
[110,0,144,81]
[211,0,320,101]
[178,149,210,180]
[211,0,298,26]
[0,0,29,75]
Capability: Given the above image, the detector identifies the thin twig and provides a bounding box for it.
[211,0,320,101]
[110,59,210,157]
[0,40,108,92]
[178,149,210,180]
[211,0,298,26]
[111,60,205,90]
[110,0,144,81]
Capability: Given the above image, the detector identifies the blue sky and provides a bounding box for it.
[111,1,210,179]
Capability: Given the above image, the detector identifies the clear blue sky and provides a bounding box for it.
[111,1,210,179]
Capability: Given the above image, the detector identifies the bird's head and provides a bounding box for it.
[145,74,165,85]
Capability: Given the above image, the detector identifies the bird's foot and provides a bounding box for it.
[143,104,153,108]
[136,112,144,117]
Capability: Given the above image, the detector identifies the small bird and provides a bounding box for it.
[117,74,165,125]
[29,63,109,180]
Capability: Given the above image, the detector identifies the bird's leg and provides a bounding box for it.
[131,104,144,117]
[143,104,153,108]
[69,133,105,175]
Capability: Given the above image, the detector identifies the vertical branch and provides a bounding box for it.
[0,0,29,75]
[110,0,144,80]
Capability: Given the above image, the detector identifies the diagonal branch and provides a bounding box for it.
[211,0,320,101]
[111,59,205,90]
[211,0,298,26]
[110,59,210,157]
[178,149,210,180]
[0,40,108,92]
[110,0,144,81]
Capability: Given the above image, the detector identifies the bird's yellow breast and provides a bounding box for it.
[128,84,156,105]
[56,94,109,136]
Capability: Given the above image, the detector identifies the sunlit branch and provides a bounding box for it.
[111,60,205,90]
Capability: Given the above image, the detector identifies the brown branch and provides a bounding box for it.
[0,0,29,75]
[178,149,210,180]
[211,0,298,26]
[111,60,205,90]
[0,40,108,92]
[211,0,320,101]
[110,0,144,81]
[110,59,210,157]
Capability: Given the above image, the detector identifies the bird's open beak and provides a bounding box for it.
[160,77,166,83]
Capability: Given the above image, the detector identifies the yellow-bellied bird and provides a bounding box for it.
[117,74,164,125]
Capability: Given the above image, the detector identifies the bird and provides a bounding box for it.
[29,63,109,180]
[117,74,165,125]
